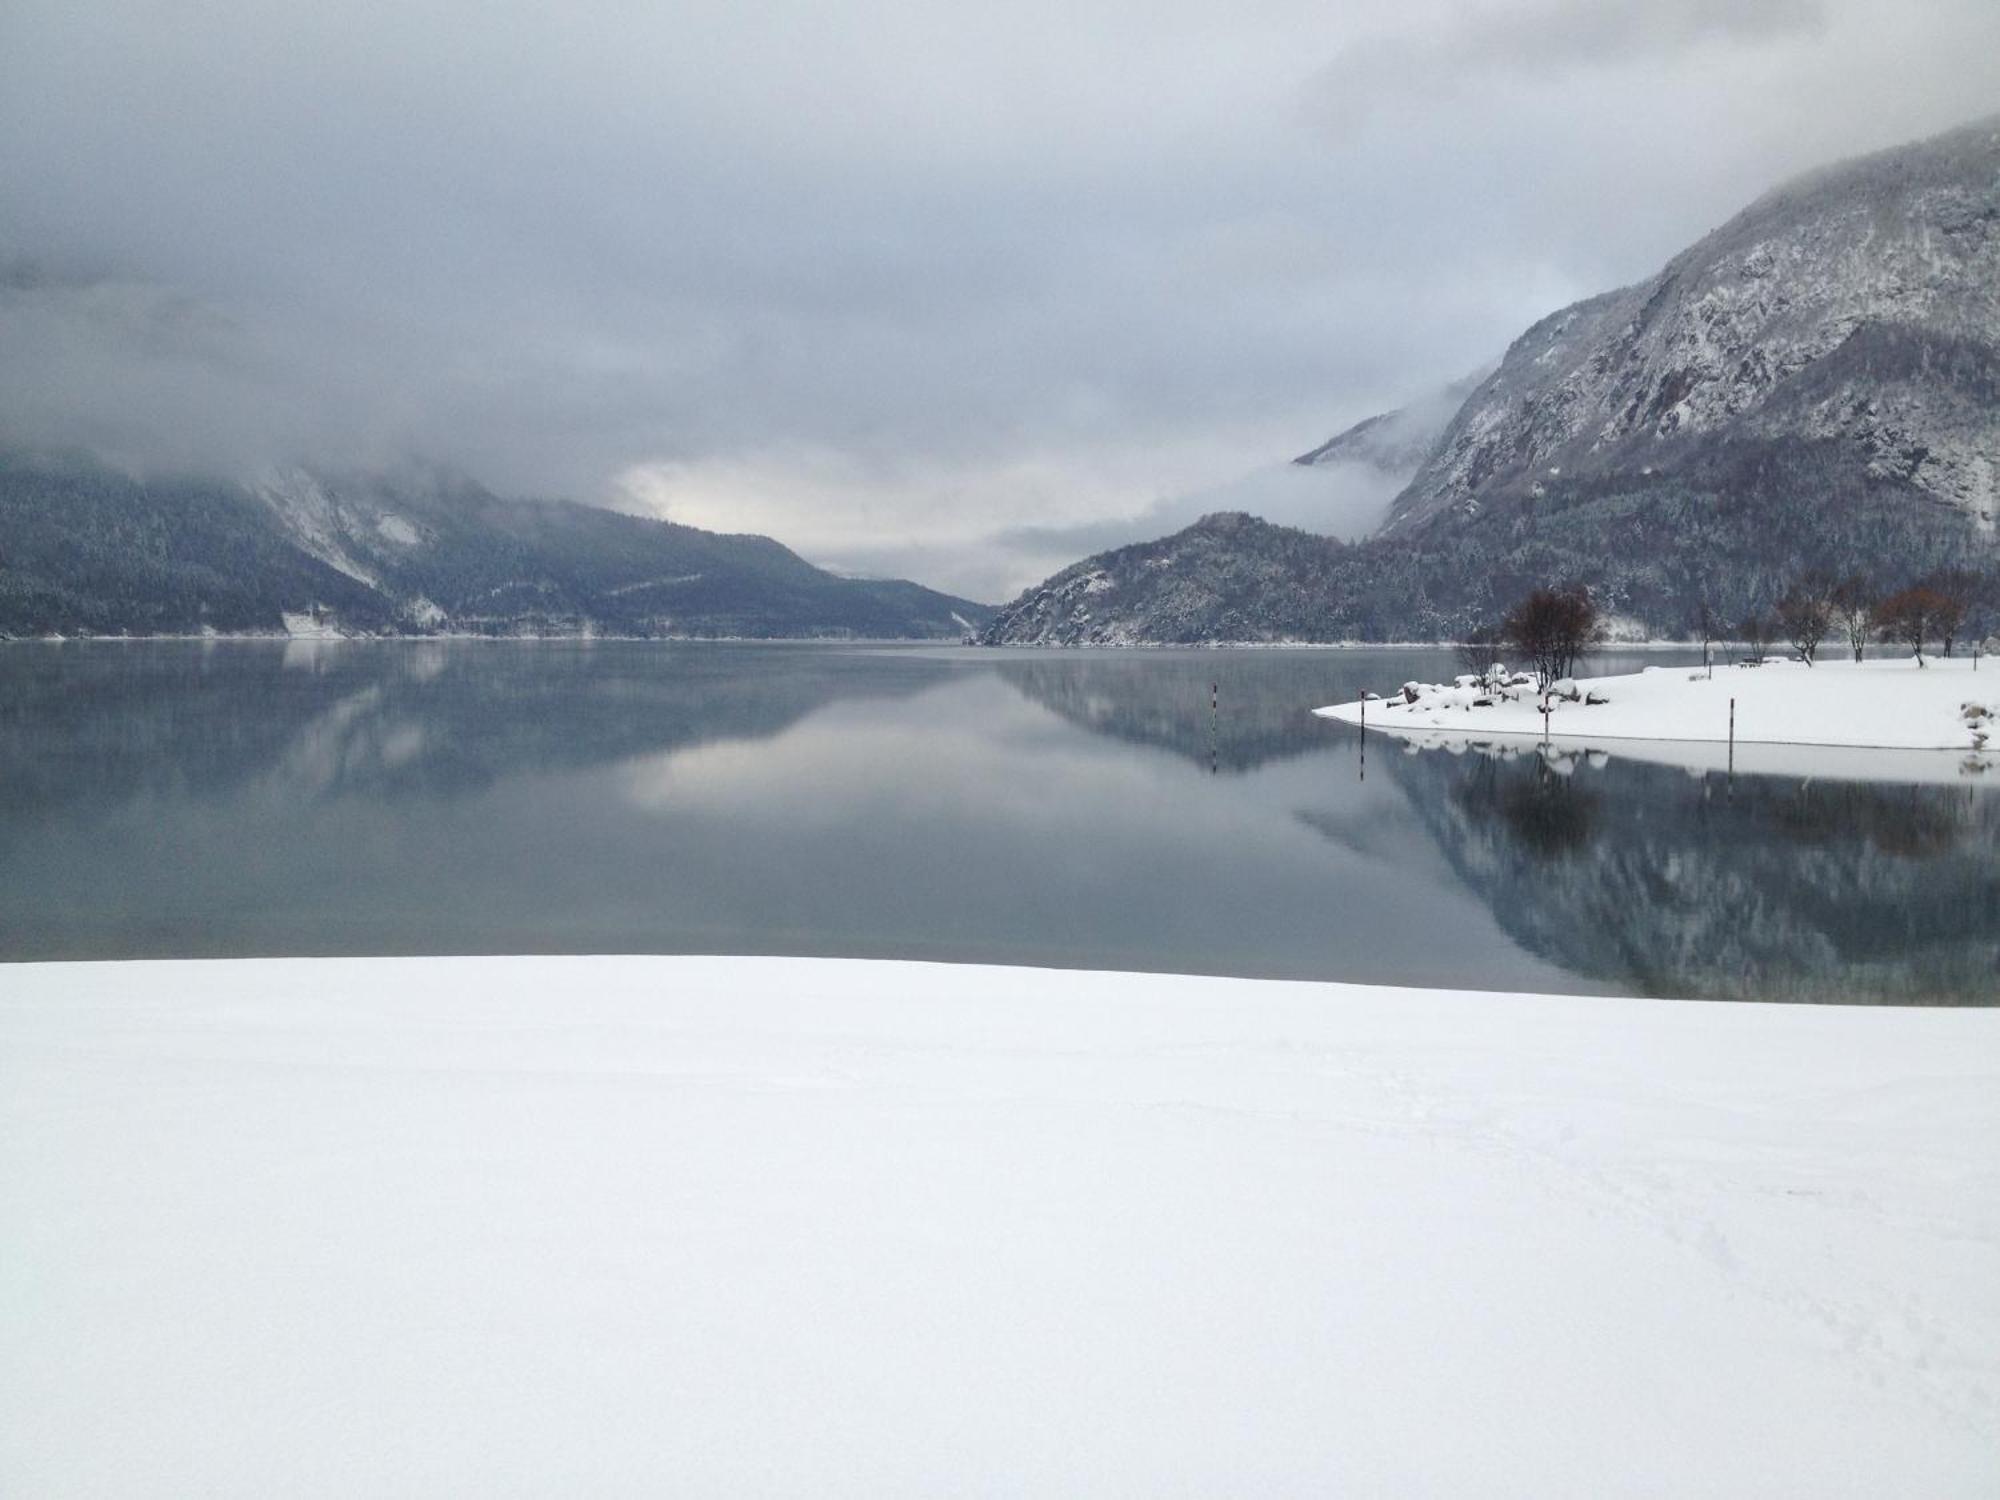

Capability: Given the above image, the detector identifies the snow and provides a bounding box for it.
[278,609,345,640]
[402,595,447,629]
[1317,656,1996,756]
[3,956,1996,1497]
[254,469,381,588]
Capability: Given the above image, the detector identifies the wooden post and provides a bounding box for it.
[1728,696,1735,775]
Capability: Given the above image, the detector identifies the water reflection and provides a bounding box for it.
[1,641,1994,1003]
[1454,755,1602,862]
[0,641,944,815]
[993,653,1338,774]
[1371,739,1999,1004]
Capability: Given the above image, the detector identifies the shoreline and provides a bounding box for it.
[3,636,1720,652]
[1316,656,1994,754]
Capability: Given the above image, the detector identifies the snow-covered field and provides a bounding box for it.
[3,956,1996,1497]
[1316,655,1996,755]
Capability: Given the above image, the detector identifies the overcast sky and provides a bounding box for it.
[4,0,1997,600]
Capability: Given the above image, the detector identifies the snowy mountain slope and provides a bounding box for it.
[978,511,1357,646]
[0,453,993,638]
[1292,372,1485,475]
[254,468,387,588]
[984,115,2000,645]
[1387,115,2000,537]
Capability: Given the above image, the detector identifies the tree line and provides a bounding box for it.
[1460,567,1997,689]
[1708,568,1993,667]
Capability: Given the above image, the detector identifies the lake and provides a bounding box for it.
[3,640,1995,1002]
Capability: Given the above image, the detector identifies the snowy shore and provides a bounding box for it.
[1316,655,1995,755]
[3,956,1996,1497]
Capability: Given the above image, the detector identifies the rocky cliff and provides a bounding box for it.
[1389,116,1999,539]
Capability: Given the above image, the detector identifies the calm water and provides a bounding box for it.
[3,640,1996,1003]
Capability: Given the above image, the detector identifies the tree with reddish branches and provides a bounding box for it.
[1921,569,1979,657]
[1876,586,1947,665]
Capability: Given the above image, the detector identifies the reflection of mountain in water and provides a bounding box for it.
[0,643,951,817]
[994,654,1339,772]
[1381,743,2000,1004]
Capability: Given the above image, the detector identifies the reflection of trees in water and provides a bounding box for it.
[993,654,1338,773]
[993,649,1694,775]
[1757,779,1966,859]
[0,643,952,818]
[1452,755,1600,862]
[1382,744,2000,1004]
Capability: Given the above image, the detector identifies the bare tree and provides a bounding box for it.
[1504,585,1598,692]
[1968,593,1997,671]
[1876,586,1946,665]
[1923,569,1978,657]
[1737,610,1776,662]
[1454,623,1503,678]
[1775,575,1834,666]
[1829,575,1874,662]
[1685,597,1720,674]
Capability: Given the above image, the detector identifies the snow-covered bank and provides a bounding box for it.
[3,957,1996,1497]
[1317,655,1995,754]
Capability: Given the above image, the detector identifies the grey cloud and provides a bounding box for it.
[2,0,1997,596]
[1311,0,1830,134]
[827,457,1417,603]
[0,262,301,475]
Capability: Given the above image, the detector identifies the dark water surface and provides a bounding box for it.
[3,641,1996,1002]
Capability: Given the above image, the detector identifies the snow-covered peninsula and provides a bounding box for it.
[1316,655,1995,754]
[4,956,1996,1497]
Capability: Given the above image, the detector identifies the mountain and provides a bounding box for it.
[977,511,1359,645]
[1292,372,1484,475]
[1387,116,2000,538]
[0,453,991,638]
[984,115,2000,646]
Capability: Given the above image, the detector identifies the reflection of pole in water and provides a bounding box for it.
[1204,681,1218,776]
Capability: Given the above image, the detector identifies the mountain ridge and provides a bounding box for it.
[1388,112,2000,539]
[0,452,992,639]
[983,114,2000,646]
